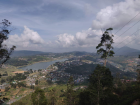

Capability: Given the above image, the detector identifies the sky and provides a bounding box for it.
[1,0,140,52]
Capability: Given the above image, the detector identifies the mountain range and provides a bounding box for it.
[114,46,140,56]
[11,46,140,57]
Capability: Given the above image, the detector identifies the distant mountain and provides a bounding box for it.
[63,51,91,56]
[11,50,92,57]
[11,50,48,57]
[11,47,140,57]
[114,46,140,56]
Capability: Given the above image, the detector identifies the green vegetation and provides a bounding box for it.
[6,56,51,67]
[0,19,16,69]
[65,64,97,75]
[96,28,114,66]
[81,56,97,62]
[31,87,47,105]
[6,59,28,66]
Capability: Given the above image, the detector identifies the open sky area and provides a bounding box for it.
[1,0,140,52]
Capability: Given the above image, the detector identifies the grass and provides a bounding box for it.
[0,65,24,82]
[11,94,32,105]
[10,84,68,105]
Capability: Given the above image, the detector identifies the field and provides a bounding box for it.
[11,83,81,105]
[0,65,23,76]
[0,65,24,82]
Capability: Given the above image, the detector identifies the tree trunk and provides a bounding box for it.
[104,59,106,67]
[97,90,99,105]
[97,74,100,105]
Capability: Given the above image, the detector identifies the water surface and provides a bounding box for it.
[18,59,67,70]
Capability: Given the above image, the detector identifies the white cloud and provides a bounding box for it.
[5,26,45,50]
[56,33,77,47]
[54,0,140,50]
[75,28,102,47]
[92,0,140,29]
[56,28,102,48]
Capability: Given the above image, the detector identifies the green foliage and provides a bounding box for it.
[136,55,140,83]
[6,76,14,82]
[89,65,113,89]
[13,73,27,80]
[30,85,35,90]
[17,82,26,88]
[10,83,17,88]
[64,76,79,105]
[6,58,28,66]
[0,19,16,68]
[79,65,114,105]
[48,88,57,105]
[96,28,114,66]
[1,78,5,84]
[81,56,97,62]
[5,86,10,92]
[31,87,47,105]
[65,64,98,75]
[47,80,53,85]
[35,80,39,85]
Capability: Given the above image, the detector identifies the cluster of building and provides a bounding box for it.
[46,59,90,84]
[47,70,88,84]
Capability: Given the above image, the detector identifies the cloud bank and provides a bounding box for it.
[92,0,140,29]
[5,26,45,50]
[3,0,140,52]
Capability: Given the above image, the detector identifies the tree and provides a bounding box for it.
[5,86,10,92]
[30,85,35,90]
[0,19,16,68]
[49,88,57,105]
[31,87,47,105]
[136,55,140,83]
[10,83,17,89]
[65,76,77,105]
[17,82,26,88]
[1,79,5,84]
[86,65,113,105]
[96,28,114,66]
[35,80,39,85]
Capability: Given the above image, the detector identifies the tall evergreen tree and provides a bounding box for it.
[89,65,113,105]
[49,88,57,105]
[137,55,140,83]
[79,65,114,105]
[96,28,114,66]
[31,87,47,105]
[65,76,77,105]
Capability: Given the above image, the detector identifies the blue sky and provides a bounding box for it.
[1,0,140,52]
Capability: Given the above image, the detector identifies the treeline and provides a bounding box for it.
[81,55,98,62]
[64,63,136,79]
[6,58,28,66]
[107,63,137,78]
[6,56,50,66]
[65,64,97,75]
[5,73,27,83]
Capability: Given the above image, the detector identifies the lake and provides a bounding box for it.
[18,58,67,70]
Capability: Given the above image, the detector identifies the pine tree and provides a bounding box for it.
[136,55,140,83]
[79,65,114,105]
[49,88,57,105]
[65,76,76,105]
[31,87,47,105]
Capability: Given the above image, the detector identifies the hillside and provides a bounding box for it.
[11,50,51,57]
[114,46,140,56]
